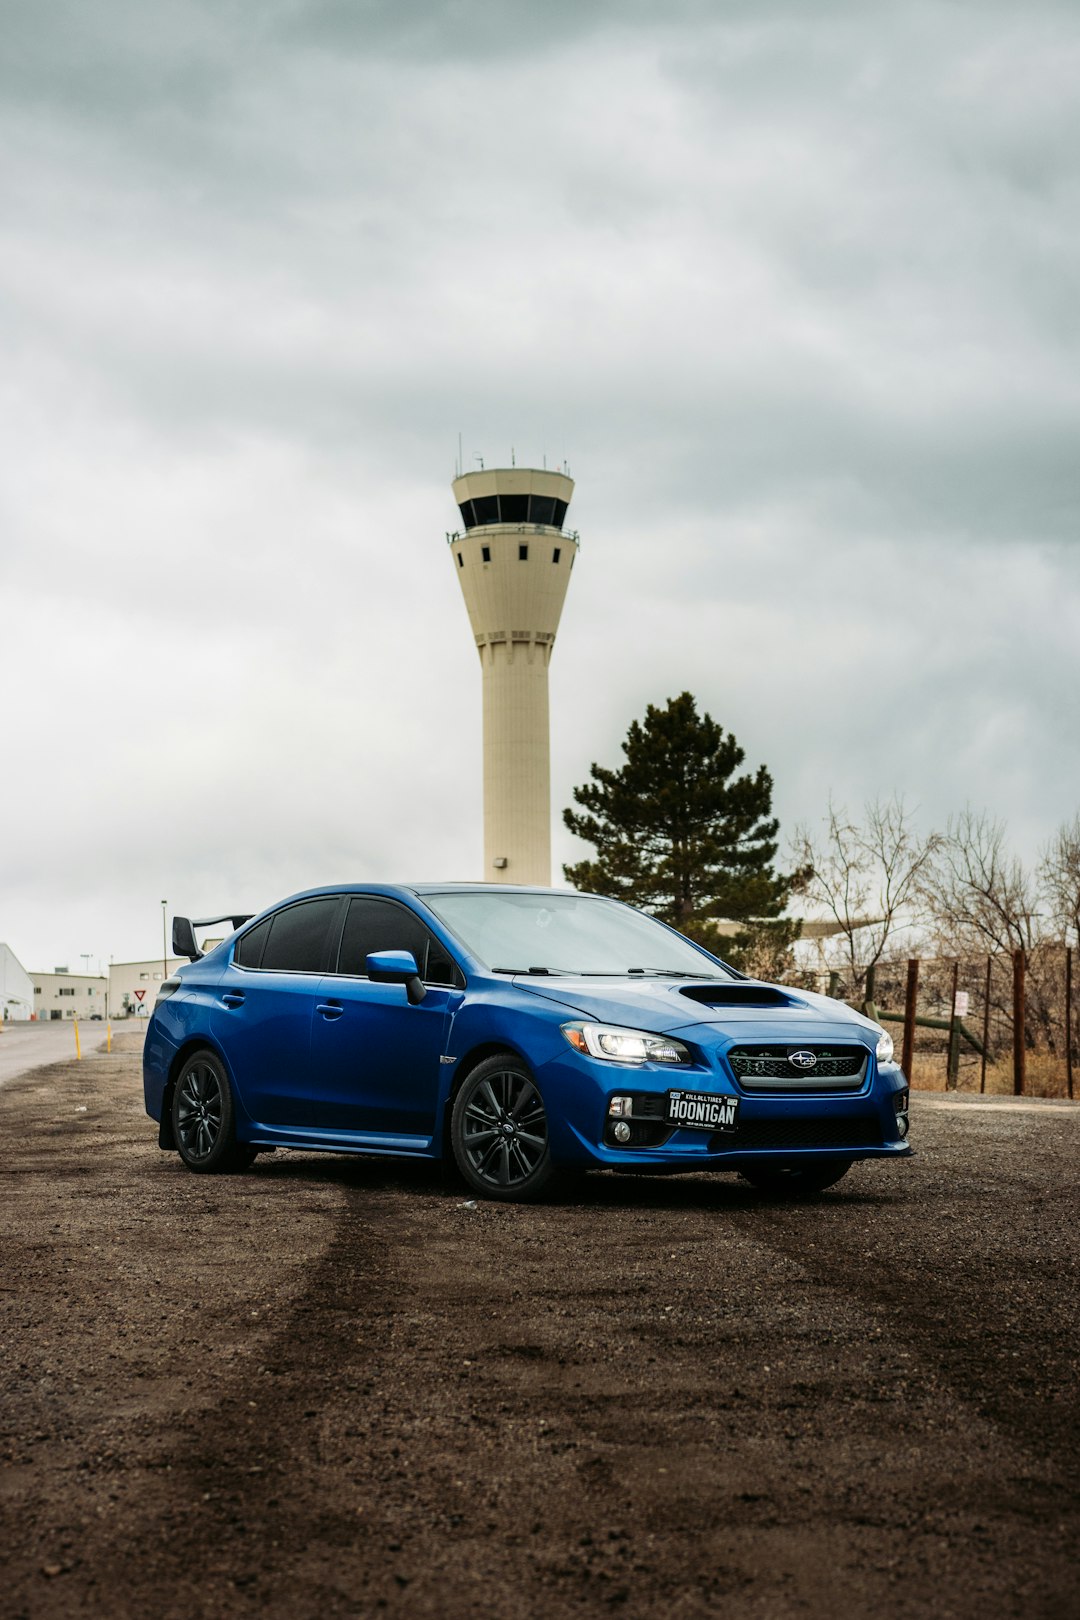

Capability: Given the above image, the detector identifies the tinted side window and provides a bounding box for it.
[335,898,459,985]
[260,898,340,973]
[235,917,272,968]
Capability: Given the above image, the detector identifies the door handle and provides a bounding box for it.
[221,992,245,1009]
[316,1001,344,1020]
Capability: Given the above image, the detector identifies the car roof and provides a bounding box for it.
[263,883,591,901]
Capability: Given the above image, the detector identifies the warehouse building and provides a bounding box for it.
[1,944,34,1021]
[109,957,185,1018]
[32,971,109,1021]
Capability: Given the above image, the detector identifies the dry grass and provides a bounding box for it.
[909,1049,1075,1098]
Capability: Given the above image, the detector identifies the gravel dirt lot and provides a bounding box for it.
[2,1031,1078,1620]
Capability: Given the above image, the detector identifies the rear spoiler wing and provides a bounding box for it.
[172,913,254,963]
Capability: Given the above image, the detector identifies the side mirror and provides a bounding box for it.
[172,917,202,962]
[365,950,426,1005]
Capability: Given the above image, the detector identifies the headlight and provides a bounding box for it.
[561,1022,691,1065]
[876,1029,895,1065]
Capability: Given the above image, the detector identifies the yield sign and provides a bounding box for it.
[134,989,146,1002]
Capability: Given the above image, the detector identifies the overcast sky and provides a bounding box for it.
[2,0,1078,973]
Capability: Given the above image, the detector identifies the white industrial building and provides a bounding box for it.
[109,957,185,1018]
[31,971,109,1021]
[1,944,34,1021]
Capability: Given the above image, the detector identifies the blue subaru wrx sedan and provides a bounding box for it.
[143,884,911,1201]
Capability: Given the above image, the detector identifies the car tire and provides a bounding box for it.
[451,1053,555,1203]
[171,1049,256,1174]
[741,1160,853,1197]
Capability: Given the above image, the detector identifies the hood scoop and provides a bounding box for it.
[679,983,803,1009]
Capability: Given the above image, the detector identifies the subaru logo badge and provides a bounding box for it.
[789,1050,817,1070]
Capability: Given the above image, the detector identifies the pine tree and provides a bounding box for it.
[563,693,798,973]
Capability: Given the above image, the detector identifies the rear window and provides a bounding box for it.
[234,917,271,969]
[254,898,340,973]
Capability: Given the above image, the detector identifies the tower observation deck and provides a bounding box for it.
[449,466,578,885]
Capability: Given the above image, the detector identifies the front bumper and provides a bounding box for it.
[538,1046,912,1172]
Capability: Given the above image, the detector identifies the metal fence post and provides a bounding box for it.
[1067,946,1074,1102]
[902,958,919,1084]
[980,954,991,1094]
[947,960,961,1090]
[1012,949,1025,1097]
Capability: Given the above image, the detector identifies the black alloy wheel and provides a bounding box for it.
[741,1160,853,1197]
[451,1054,554,1202]
[171,1050,256,1174]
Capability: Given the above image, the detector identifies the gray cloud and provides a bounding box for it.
[2,0,1078,969]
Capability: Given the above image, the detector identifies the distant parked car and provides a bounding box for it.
[143,885,911,1201]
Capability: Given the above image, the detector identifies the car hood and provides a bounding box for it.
[512,976,879,1042]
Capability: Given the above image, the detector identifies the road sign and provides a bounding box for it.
[134,989,146,1003]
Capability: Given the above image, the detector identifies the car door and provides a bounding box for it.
[211,895,344,1128]
[308,895,463,1144]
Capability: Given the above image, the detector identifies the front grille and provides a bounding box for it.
[710,1117,881,1152]
[727,1045,867,1093]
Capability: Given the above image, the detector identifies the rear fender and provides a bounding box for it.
[158,1036,250,1151]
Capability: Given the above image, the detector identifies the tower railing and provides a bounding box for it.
[445,526,580,545]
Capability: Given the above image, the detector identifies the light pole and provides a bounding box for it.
[161,900,168,986]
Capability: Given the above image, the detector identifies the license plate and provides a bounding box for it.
[666,1089,739,1132]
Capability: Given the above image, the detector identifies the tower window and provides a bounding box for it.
[552,548,561,564]
[518,544,528,561]
[472,495,499,526]
[481,545,491,562]
[457,492,572,530]
[456,551,464,567]
[498,494,529,523]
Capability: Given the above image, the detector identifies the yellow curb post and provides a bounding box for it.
[74,1018,81,1060]
[107,1022,112,1053]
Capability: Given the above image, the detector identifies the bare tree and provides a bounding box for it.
[1039,814,1080,948]
[791,796,940,997]
[922,810,1041,958]
[922,810,1064,1053]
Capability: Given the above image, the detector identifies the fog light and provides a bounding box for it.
[897,1113,909,1139]
[608,1096,633,1117]
[613,1120,632,1143]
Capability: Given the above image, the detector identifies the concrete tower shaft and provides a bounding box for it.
[450,468,578,885]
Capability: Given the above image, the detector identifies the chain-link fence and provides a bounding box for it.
[781,946,1077,1096]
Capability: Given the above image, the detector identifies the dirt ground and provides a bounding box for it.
[2,1032,1078,1620]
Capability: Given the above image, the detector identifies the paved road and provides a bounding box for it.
[1,1037,1077,1620]
[0,1019,120,1085]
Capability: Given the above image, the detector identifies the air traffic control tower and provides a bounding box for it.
[449,466,578,885]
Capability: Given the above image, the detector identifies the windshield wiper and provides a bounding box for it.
[625,968,727,979]
[491,966,567,975]
[490,966,727,979]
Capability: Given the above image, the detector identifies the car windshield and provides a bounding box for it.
[424,891,734,978]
